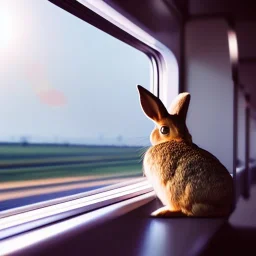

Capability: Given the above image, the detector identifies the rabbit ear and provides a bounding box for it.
[169,92,191,120]
[137,85,168,122]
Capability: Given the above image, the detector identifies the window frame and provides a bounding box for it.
[0,179,152,240]
[49,0,179,102]
[0,0,179,243]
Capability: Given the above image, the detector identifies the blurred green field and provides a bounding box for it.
[0,144,147,182]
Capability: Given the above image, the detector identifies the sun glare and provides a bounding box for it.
[0,9,14,49]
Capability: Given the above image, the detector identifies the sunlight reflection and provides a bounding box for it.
[139,220,171,256]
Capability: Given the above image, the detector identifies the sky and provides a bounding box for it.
[0,0,152,146]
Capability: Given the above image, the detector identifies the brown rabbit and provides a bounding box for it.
[137,85,234,217]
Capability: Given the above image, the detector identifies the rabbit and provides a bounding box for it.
[137,85,234,217]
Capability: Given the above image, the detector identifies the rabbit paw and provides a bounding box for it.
[151,206,186,218]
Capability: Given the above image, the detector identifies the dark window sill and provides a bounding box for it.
[6,197,227,256]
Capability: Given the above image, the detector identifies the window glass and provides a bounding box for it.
[0,0,151,211]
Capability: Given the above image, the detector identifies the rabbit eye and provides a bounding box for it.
[160,126,169,135]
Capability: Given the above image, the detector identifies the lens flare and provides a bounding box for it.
[24,60,67,107]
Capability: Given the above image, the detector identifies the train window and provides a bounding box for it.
[0,0,151,213]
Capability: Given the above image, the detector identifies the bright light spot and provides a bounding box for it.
[0,9,14,49]
[228,30,239,65]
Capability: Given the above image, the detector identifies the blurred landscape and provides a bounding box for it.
[0,143,147,211]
